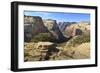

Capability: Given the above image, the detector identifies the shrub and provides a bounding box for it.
[67,34,90,47]
[30,33,55,42]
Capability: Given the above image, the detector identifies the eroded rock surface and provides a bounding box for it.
[24,41,90,62]
[43,19,66,41]
[24,42,60,61]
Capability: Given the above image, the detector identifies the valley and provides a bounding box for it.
[24,15,90,62]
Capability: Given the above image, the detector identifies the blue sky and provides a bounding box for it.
[24,11,90,23]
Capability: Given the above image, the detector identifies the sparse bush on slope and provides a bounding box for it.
[67,34,90,47]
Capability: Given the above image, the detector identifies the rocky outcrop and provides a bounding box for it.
[24,42,60,61]
[24,16,67,42]
[63,43,90,59]
[24,42,90,61]
[72,43,90,59]
[24,16,48,42]
[43,19,66,42]
[58,22,77,32]
[63,22,90,38]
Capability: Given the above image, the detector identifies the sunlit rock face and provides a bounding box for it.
[58,22,77,32]
[43,19,66,42]
[63,22,90,38]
